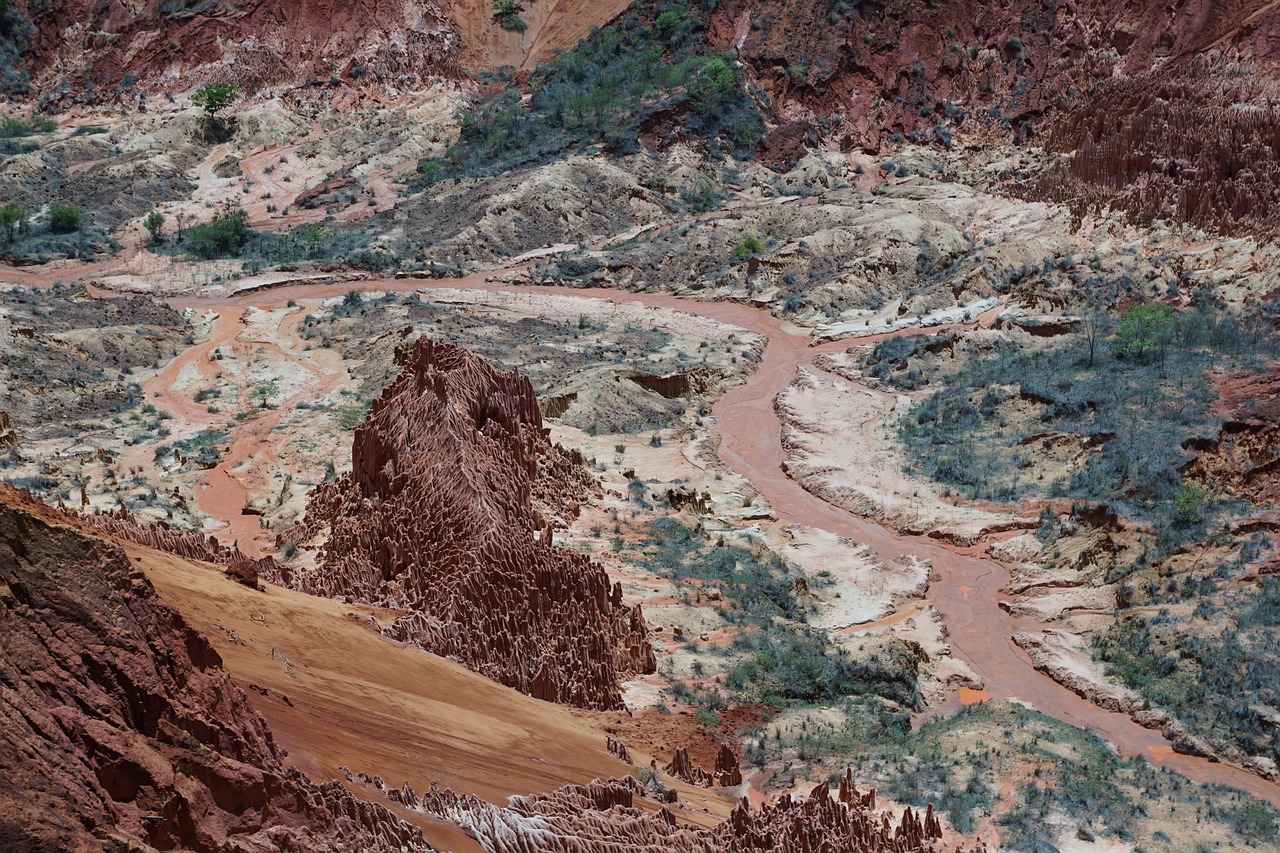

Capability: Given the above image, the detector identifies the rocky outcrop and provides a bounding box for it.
[664,744,742,788]
[708,0,1280,153]
[0,485,432,852]
[701,0,1280,238]
[1013,629,1144,714]
[272,338,654,710]
[408,772,965,852]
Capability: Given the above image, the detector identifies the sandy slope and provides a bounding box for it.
[125,540,736,849]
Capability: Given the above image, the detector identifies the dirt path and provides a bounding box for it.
[140,302,346,556]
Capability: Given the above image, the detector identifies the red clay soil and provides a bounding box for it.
[268,337,654,710]
[445,0,634,70]
[0,484,432,853]
[1185,366,1280,503]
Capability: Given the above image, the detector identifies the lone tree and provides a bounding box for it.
[301,221,328,257]
[192,83,237,140]
[250,380,279,410]
[0,201,25,243]
[1115,302,1175,361]
[192,82,238,118]
[143,210,165,242]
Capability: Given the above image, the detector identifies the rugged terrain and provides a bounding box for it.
[3,0,1280,850]
[0,485,432,852]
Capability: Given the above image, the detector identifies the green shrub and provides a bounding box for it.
[0,113,54,137]
[184,201,249,258]
[1115,301,1175,360]
[47,203,82,234]
[0,201,25,242]
[731,236,764,261]
[191,82,238,117]
[491,0,528,32]
[694,707,721,728]
[143,210,166,242]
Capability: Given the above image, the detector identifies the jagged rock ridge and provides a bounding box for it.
[272,337,654,710]
[86,506,281,585]
[398,770,969,852]
[0,485,433,853]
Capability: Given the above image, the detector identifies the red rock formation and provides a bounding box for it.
[411,773,970,852]
[1022,64,1280,237]
[606,736,633,764]
[700,0,1280,236]
[708,0,1280,154]
[665,743,743,788]
[0,485,432,852]
[273,338,653,710]
[715,743,743,787]
[15,0,460,102]
[12,0,638,102]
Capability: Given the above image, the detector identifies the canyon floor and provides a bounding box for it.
[5,3,1280,847]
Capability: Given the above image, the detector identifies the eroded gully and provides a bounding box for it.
[56,271,1280,808]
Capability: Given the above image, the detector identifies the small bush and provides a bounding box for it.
[732,236,764,261]
[47,203,82,234]
[184,201,249,258]
[0,114,54,137]
[491,0,528,32]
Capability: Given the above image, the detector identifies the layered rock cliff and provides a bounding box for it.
[0,485,433,853]
[273,337,654,710]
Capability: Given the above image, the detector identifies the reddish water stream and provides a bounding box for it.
[11,264,1280,807]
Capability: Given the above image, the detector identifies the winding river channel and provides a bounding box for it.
[20,265,1280,809]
